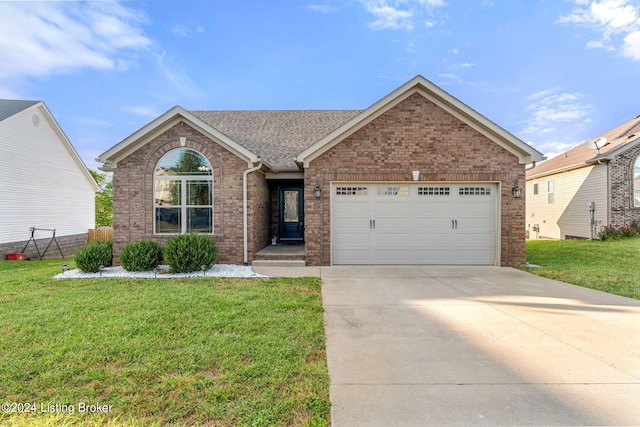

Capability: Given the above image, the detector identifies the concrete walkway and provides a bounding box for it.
[256,265,640,426]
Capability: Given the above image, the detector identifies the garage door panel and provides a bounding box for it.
[460,233,494,246]
[374,249,415,264]
[333,201,371,217]
[415,217,452,232]
[458,218,495,231]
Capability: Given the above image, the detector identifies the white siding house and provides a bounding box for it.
[527,164,608,239]
[526,115,640,240]
[0,100,99,259]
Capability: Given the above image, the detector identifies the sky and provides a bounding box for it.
[1,0,640,171]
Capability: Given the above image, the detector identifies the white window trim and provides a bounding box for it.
[634,157,640,207]
[547,180,554,205]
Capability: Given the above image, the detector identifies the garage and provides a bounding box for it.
[331,183,498,265]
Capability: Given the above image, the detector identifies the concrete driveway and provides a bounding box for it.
[320,266,640,426]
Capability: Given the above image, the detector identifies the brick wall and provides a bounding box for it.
[609,145,640,228]
[112,121,264,265]
[304,93,526,267]
[1,233,87,260]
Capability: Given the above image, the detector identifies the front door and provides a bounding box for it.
[279,187,304,241]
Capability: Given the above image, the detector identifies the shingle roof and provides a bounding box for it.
[0,99,40,122]
[190,110,361,170]
[527,115,640,178]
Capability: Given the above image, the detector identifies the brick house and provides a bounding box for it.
[526,115,640,240]
[97,76,543,266]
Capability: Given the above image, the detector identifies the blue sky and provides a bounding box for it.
[1,0,640,170]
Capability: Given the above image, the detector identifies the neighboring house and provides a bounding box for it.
[0,100,99,259]
[97,75,543,267]
[526,115,640,240]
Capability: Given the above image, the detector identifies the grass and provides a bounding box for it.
[524,238,640,300]
[0,259,330,426]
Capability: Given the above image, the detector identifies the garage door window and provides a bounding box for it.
[418,187,450,195]
[336,186,368,196]
[459,186,492,196]
[377,186,408,196]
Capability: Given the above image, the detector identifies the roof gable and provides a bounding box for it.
[527,115,640,179]
[97,106,264,170]
[0,100,99,192]
[295,75,544,167]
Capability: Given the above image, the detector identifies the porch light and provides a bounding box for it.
[512,180,522,199]
[314,185,322,199]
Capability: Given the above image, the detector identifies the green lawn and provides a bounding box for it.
[0,259,330,427]
[524,238,640,300]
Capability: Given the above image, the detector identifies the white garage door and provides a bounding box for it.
[332,183,498,265]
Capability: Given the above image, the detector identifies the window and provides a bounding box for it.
[635,157,640,207]
[418,187,450,196]
[154,149,213,234]
[547,180,554,205]
[377,186,408,196]
[533,183,539,195]
[459,186,491,196]
[335,187,368,196]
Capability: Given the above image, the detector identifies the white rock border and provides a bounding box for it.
[54,264,270,279]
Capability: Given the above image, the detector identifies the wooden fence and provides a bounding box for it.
[88,227,113,242]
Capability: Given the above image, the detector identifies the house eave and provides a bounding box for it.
[526,161,598,180]
[28,102,101,192]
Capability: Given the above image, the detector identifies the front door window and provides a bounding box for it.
[284,190,299,223]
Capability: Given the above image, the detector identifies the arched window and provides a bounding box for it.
[154,148,213,234]
[635,157,640,207]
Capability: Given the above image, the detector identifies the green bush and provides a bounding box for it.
[75,240,113,273]
[165,234,218,273]
[120,239,164,271]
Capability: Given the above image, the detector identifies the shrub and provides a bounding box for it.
[120,239,164,272]
[75,240,113,273]
[165,234,218,273]
[597,225,640,241]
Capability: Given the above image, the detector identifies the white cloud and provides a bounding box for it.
[623,30,640,59]
[558,0,640,60]
[365,3,415,30]
[359,0,446,30]
[124,105,161,118]
[155,51,203,100]
[307,4,337,13]
[172,24,206,37]
[520,89,592,138]
[0,1,151,80]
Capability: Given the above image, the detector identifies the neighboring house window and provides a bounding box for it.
[635,157,640,207]
[154,148,213,234]
[533,183,538,195]
[547,180,554,205]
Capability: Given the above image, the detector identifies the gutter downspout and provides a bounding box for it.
[243,161,263,266]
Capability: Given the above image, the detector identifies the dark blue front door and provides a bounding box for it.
[279,187,304,240]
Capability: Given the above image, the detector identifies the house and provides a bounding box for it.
[97,75,543,267]
[526,115,640,240]
[0,100,99,259]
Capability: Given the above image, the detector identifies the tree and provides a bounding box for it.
[89,169,113,227]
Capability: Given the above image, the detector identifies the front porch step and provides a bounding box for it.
[253,244,306,267]
[252,259,306,267]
